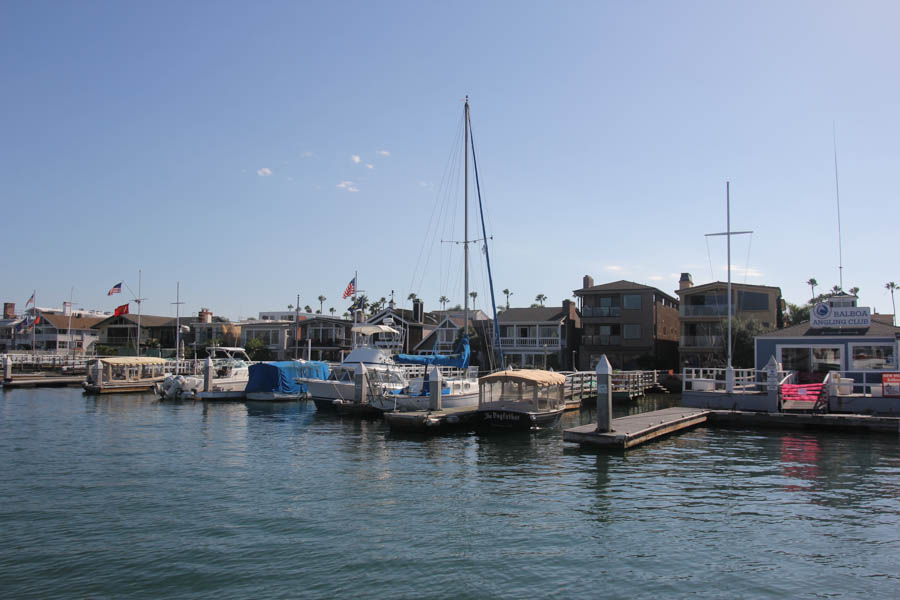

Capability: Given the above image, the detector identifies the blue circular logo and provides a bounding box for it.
[813,303,830,318]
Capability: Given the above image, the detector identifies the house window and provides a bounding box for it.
[851,344,896,370]
[623,324,641,339]
[738,291,769,311]
[623,294,641,310]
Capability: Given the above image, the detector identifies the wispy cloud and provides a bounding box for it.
[287,176,294,182]
[351,154,361,164]
[418,181,433,188]
[604,265,623,272]
[337,181,359,192]
[365,164,374,169]
[257,167,273,176]
[301,151,314,158]
[376,150,390,157]
[647,275,664,281]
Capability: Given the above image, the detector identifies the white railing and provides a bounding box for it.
[682,304,733,317]
[498,337,560,348]
[828,370,899,398]
[681,367,787,393]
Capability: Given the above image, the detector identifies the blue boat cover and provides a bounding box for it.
[246,361,327,395]
[393,335,470,369]
[298,361,330,381]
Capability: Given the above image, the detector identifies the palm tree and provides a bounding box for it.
[831,285,842,294]
[848,286,859,297]
[407,292,418,303]
[304,305,312,313]
[287,303,294,311]
[329,307,336,317]
[439,295,449,311]
[806,278,817,302]
[469,291,478,307]
[502,288,512,310]
[886,282,898,326]
[535,293,547,307]
[318,295,326,313]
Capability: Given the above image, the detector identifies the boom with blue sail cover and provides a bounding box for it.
[393,335,470,369]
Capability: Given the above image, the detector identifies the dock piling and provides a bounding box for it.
[429,366,443,411]
[596,355,613,432]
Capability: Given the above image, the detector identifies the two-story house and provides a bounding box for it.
[92,314,179,355]
[574,277,680,370]
[496,300,580,370]
[676,272,783,367]
[298,316,353,361]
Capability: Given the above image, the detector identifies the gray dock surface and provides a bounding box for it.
[564,406,711,449]
[2,376,85,388]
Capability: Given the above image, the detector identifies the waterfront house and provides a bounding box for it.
[298,316,353,361]
[366,299,439,354]
[189,309,242,352]
[574,277,678,370]
[92,314,179,355]
[676,273,782,367]
[240,319,293,360]
[27,313,104,353]
[495,300,581,370]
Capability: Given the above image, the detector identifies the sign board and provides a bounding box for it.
[810,303,871,328]
[883,373,900,398]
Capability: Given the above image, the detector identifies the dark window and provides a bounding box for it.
[738,291,769,311]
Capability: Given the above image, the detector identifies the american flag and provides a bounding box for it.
[25,292,34,306]
[342,277,356,299]
[108,281,123,296]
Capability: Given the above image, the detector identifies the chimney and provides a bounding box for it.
[412,299,424,324]
[583,275,594,289]
[199,308,213,324]
[679,273,693,290]
[563,299,575,319]
[3,303,15,319]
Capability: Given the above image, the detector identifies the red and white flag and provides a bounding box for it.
[342,277,356,299]
[114,303,129,317]
[25,292,34,307]
[108,281,123,296]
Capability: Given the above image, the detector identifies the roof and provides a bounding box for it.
[479,369,566,386]
[574,279,679,303]
[677,281,782,296]
[37,313,105,330]
[98,357,167,366]
[498,307,566,323]
[94,314,176,328]
[756,320,900,338]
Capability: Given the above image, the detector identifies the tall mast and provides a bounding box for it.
[464,96,470,331]
[833,122,844,290]
[726,182,732,373]
[136,270,143,356]
[172,282,184,366]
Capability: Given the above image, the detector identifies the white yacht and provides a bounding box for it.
[157,347,252,400]
[304,325,408,412]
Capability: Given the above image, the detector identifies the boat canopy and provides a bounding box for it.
[351,324,400,336]
[393,335,470,369]
[97,357,167,367]
[479,369,566,386]
[245,361,305,395]
[298,360,330,381]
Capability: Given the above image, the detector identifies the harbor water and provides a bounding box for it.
[2,387,899,599]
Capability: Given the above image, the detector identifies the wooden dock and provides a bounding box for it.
[565,407,900,449]
[563,371,597,408]
[564,407,711,449]
[2,375,85,389]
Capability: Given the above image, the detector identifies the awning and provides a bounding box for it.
[479,369,566,386]
[98,357,167,367]
[351,324,400,336]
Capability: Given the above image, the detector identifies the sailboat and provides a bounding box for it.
[379,97,503,419]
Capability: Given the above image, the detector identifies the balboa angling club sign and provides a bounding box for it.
[810,303,871,328]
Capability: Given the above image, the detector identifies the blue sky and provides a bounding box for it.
[2,1,899,320]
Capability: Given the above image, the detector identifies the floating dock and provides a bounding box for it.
[2,375,85,389]
[565,407,900,449]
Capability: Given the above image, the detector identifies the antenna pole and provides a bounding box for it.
[833,122,844,290]
[172,282,185,367]
[726,182,732,375]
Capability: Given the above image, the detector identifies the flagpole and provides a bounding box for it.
[66,287,74,362]
[172,282,184,368]
[136,270,143,356]
[32,289,36,360]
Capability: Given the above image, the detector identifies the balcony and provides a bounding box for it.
[680,335,723,348]
[499,337,560,349]
[581,335,622,346]
[682,304,733,317]
[581,306,621,318]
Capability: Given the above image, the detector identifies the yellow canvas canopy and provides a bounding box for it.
[98,357,167,367]
[479,369,566,386]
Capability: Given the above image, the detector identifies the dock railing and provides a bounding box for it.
[828,370,899,398]
[682,367,788,394]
